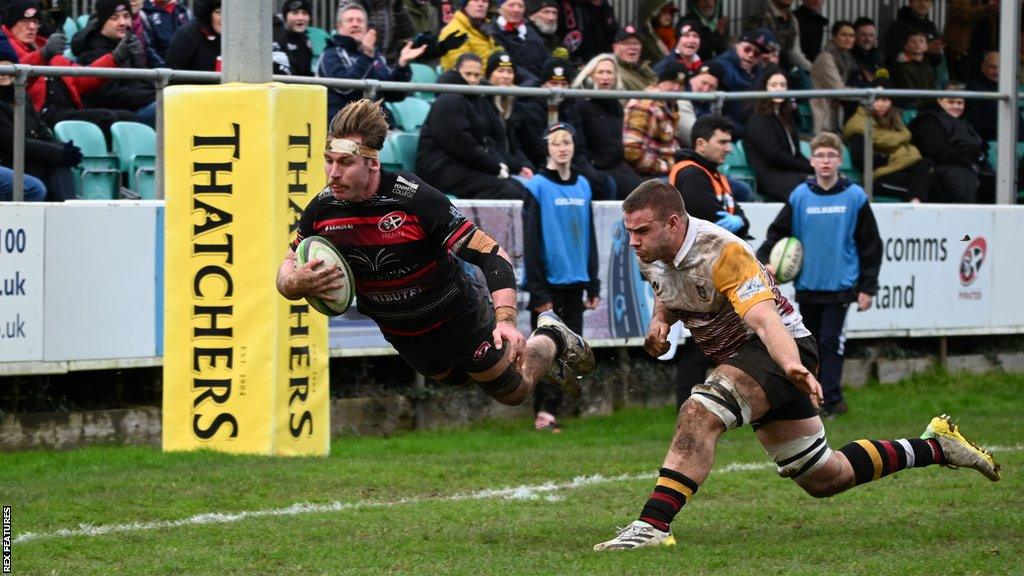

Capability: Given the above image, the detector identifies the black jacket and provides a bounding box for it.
[487,21,550,81]
[165,20,221,71]
[756,177,883,303]
[577,97,626,170]
[910,102,989,170]
[272,19,314,77]
[883,6,939,67]
[793,4,828,62]
[559,0,618,65]
[0,89,65,179]
[965,76,1024,142]
[72,29,156,111]
[743,111,813,202]
[417,71,511,177]
[671,149,750,238]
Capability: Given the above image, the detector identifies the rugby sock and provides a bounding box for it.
[638,468,699,531]
[838,438,944,485]
[532,326,566,358]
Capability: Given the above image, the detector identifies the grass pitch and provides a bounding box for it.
[3,369,1022,575]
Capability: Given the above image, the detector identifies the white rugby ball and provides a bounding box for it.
[769,236,803,284]
[295,235,354,316]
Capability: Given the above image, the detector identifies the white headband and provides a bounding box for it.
[328,138,379,159]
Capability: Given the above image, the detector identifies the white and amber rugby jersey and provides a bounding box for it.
[638,217,810,363]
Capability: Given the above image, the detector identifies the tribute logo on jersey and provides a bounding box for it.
[379,211,407,232]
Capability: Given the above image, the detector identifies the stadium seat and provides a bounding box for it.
[387,132,418,171]
[110,121,157,199]
[77,14,89,29]
[721,140,757,194]
[53,120,121,200]
[387,97,431,132]
[307,26,332,57]
[378,137,404,171]
[840,146,862,183]
[409,63,438,102]
[62,47,76,63]
[62,16,78,38]
[901,108,917,126]
[799,140,811,158]
[797,100,813,135]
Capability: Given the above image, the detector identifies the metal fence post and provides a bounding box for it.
[996,0,1021,204]
[154,68,172,200]
[862,91,876,199]
[12,67,28,202]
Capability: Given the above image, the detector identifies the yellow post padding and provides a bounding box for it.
[162,83,330,456]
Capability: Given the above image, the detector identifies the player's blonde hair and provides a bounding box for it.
[328,98,389,151]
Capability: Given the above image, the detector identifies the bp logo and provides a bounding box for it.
[958,237,987,287]
[378,211,406,232]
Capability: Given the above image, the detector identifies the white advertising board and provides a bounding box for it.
[43,201,159,361]
[0,204,45,361]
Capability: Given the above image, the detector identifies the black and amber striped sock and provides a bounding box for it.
[638,468,699,532]
[838,438,944,486]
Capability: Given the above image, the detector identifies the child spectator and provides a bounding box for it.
[272,0,314,76]
[522,122,599,432]
[757,132,882,418]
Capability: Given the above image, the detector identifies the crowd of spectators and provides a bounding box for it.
[0,0,1019,204]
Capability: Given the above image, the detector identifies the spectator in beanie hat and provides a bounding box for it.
[653,17,702,76]
[71,0,160,126]
[526,0,559,52]
[272,0,314,76]
[488,0,549,81]
[2,0,139,135]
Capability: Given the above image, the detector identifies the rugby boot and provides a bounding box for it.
[535,311,595,375]
[921,414,1001,481]
[593,520,676,551]
[541,358,581,399]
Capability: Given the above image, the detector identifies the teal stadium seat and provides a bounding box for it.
[901,108,917,126]
[387,97,431,132]
[387,132,418,171]
[77,14,89,30]
[53,120,121,200]
[797,100,813,135]
[62,16,78,38]
[378,137,404,171]
[409,63,439,102]
[721,140,757,195]
[307,26,331,57]
[840,146,862,183]
[110,122,157,199]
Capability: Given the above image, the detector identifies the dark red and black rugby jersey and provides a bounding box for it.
[293,170,482,336]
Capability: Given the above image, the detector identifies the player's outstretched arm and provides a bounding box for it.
[276,250,344,301]
[742,300,823,408]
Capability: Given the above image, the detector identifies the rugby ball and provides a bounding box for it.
[769,236,803,284]
[295,236,354,316]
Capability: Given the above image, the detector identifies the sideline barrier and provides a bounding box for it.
[1,200,1021,373]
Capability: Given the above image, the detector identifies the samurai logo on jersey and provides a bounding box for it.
[379,211,406,232]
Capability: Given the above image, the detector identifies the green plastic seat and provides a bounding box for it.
[901,108,917,126]
[110,121,157,199]
[721,140,757,194]
[386,97,432,132]
[387,132,419,171]
[378,137,404,171]
[840,146,862,183]
[53,120,121,200]
[307,26,332,58]
[410,63,438,102]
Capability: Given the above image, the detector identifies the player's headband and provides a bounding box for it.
[327,137,379,159]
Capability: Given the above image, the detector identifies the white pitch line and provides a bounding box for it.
[12,461,774,546]
[14,444,1019,546]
